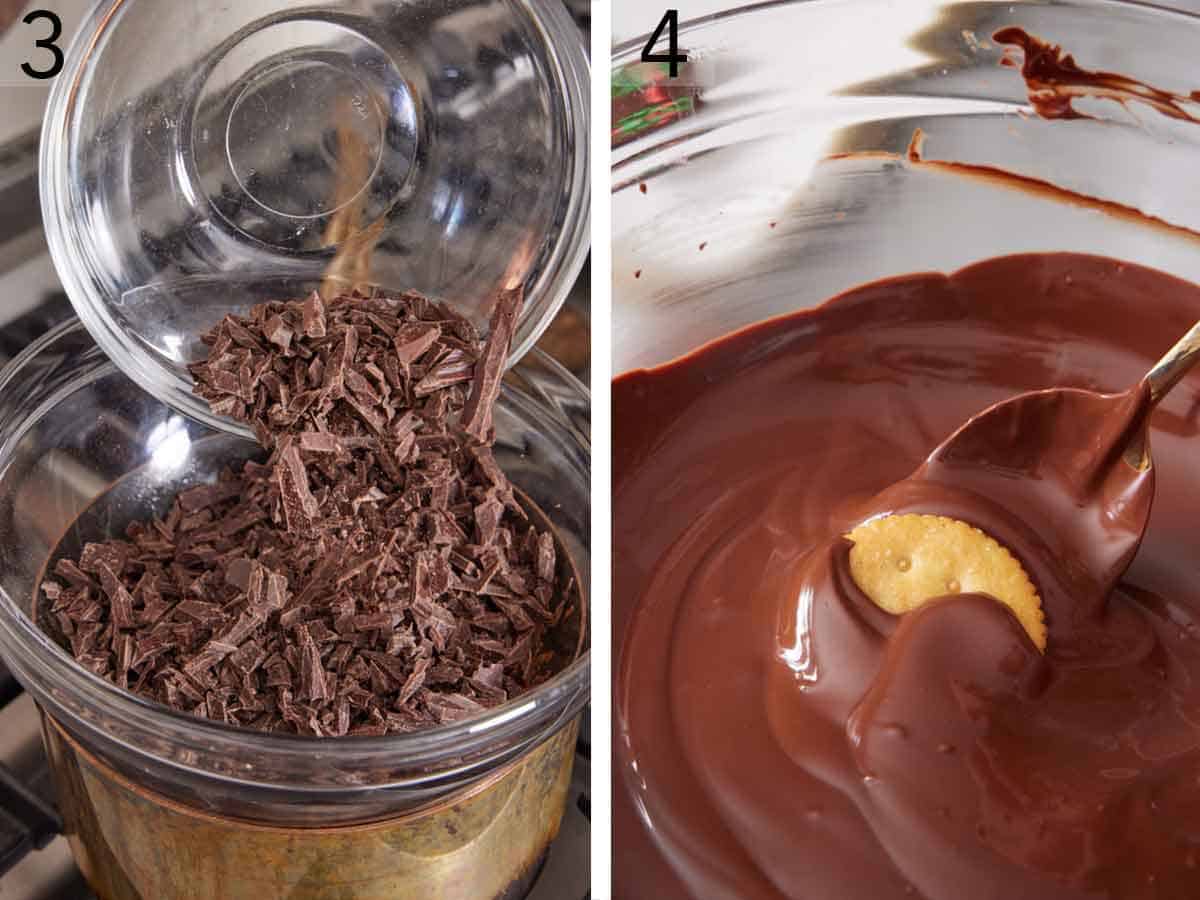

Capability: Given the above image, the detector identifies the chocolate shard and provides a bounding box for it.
[396,656,430,706]
[414,350,475,397]
[472,662,506,691]
[224,557,255,591]
[302,292,326,338]
[297,624,331,702]
[263,314,294,352]
[474,496,505,546]
[299,432,343,454]
[223,317,265,351]
[54,559,96,589]
[393,323,441,367]
[264,572,289,612]
[461,287,522,444]
[97,566,137,630]
[276,442,321,533]
[80,542,127,578]
[535,531,556,583]
[424,691,485,724]
[345,368,381,406]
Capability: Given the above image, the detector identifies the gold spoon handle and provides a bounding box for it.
[1146,319,1200,407]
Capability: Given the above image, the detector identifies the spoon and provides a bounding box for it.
[869,319,1200,612]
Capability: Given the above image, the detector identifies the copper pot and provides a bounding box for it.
[45,714,579,900]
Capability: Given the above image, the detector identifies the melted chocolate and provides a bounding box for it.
[995,27,1200,124]
[614,253,1200,899]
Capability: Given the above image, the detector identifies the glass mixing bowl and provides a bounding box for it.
[612,0,1200,373]
[613,0,1200,894]
[42,0,590,437]
[0,319,590,826]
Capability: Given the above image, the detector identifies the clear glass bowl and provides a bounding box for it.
[0,319,590,826]
[612,0,1200,894]
[612,0,1200,373]
[41,0,590,437]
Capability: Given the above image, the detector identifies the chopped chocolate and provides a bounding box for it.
[42,287,584,737]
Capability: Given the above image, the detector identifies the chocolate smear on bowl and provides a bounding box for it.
[38,287,584,737]
[994,27,1200,124]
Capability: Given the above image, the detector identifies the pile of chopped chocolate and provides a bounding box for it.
[39,287,583,736]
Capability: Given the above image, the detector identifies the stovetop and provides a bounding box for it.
[0,664,591,899]
[0,3,591,895]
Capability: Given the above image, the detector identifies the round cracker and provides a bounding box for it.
[846,514,1046,652]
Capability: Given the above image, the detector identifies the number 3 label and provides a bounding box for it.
[21,9,64,80]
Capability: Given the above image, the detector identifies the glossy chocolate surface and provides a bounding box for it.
[614,253,1200,899]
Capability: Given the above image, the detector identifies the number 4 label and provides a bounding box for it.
[641,10,688,78]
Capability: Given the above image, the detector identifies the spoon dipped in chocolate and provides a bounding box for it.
[861,317,1200,624]
[775,315,1200,900]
